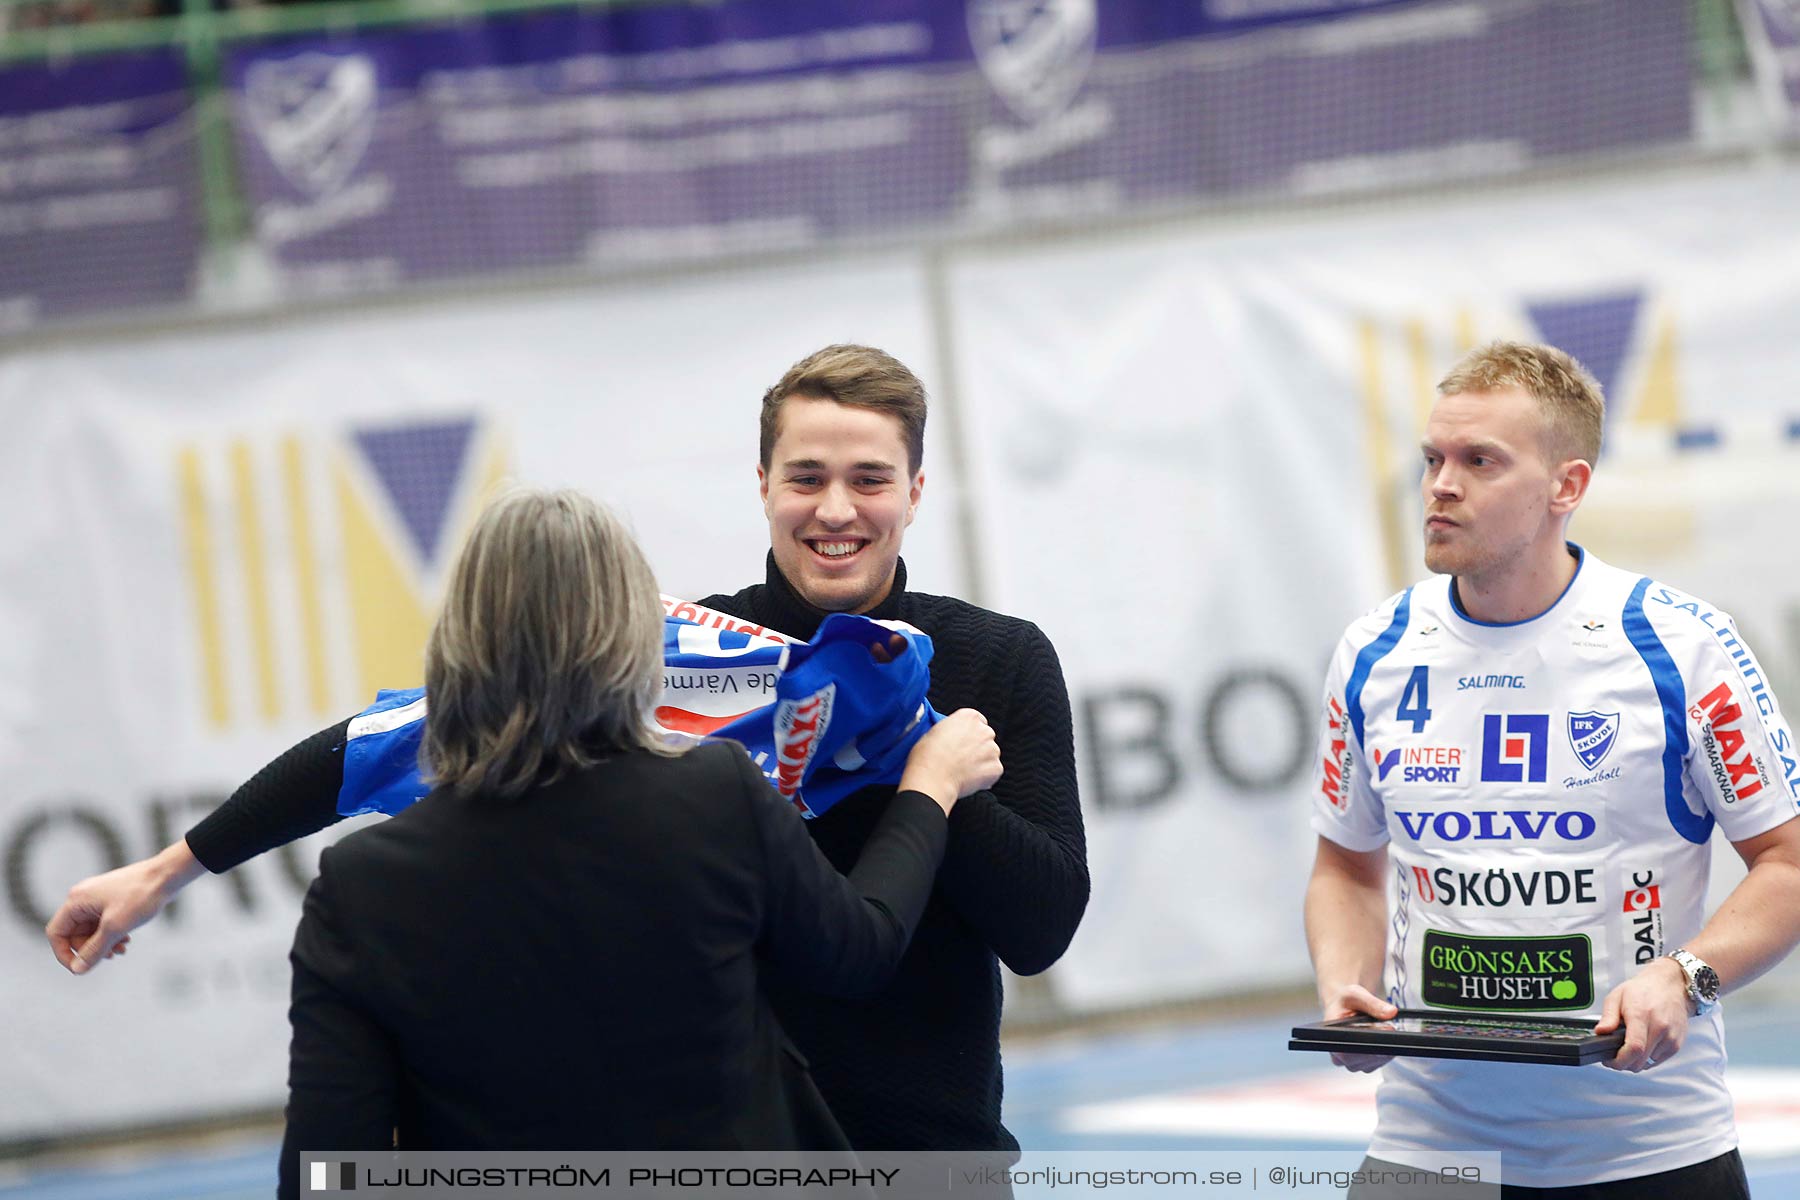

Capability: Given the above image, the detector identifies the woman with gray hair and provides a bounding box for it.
[278,489,999,1195]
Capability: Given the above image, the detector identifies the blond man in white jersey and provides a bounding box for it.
[1306,341,1800,1197]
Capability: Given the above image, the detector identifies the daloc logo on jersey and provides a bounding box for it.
[1567,711,1620,772]
[1480,713,1549,783]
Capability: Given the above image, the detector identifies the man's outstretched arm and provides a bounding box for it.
[45,717,351,974]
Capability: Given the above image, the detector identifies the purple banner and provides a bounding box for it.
[1745,0,1800,119]
[0,49,204,330]
[222,0,1691,298]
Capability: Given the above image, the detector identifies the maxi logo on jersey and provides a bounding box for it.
[1651,586,1800,801]
[1480,713,1550,783]
[1690,681,1773,805]
[1374,745,1464,784]
[1320,695,1352,810]
[1567,711,1620,771]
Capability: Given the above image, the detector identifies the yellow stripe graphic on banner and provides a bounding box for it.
[1406,317,1435,438]
[177,446,229,729]
[1358,320,1409,593]
[1454,306,1478,354]
[335,456,431,701]
[231,441,280,722]
[477,436,512,509]
[283,435,332,716]
[1636,313,1683,429]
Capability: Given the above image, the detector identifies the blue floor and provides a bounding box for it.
[6,1005,1798,1197]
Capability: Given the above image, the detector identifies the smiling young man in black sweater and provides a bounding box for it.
[47,343,1089,1154]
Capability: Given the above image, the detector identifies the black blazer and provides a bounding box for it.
[278,740,947,1197]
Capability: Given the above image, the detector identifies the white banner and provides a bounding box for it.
[952,164,1800,1011]
[0,256,957,1139]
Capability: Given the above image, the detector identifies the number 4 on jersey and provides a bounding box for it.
[1397,666,1432,732]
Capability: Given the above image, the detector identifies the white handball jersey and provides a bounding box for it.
[1311,546,1800,1187]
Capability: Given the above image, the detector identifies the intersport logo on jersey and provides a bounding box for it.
[1374,745,1463,784]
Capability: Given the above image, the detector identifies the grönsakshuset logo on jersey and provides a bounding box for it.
[1422,930,1594,1012]
[243,53,378,197]
[773,683,837,811]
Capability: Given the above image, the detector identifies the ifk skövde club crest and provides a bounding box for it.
[243,52,379,197]
[967,0,1097,123]
[1567,711,1621,772]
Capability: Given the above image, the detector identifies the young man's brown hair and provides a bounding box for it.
[760,344,927,476]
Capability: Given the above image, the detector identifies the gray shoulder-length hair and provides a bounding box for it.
[422,487,678,801]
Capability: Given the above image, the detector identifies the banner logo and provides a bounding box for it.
[1480,713,1550,783]
[967,0,1097,122]
[176,416,506,730]
[1760,0,1800,37]
[1567,711,1620,771]
[244,53,379,196]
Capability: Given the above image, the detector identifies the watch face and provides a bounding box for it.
[1695,964,1721,1001]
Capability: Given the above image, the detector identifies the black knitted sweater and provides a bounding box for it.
[186,556,1088,1151]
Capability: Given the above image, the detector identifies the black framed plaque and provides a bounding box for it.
[1289,1010,1625,1066]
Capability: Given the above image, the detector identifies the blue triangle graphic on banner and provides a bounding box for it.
[1525,291,1643,406]
[353,418,476,565]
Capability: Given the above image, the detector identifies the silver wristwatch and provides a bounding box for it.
[1668,948,1721,1016]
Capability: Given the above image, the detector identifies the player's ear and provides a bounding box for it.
[1550,458,1591,516]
